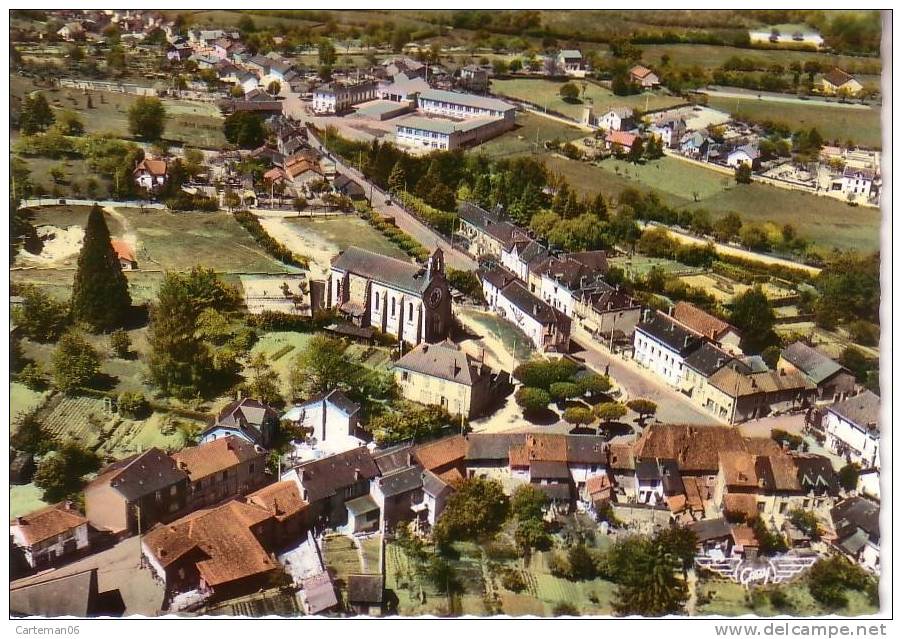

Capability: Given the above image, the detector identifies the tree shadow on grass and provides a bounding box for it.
[599,421,634,439]
[90,372,119,392]
[522,407,559,425]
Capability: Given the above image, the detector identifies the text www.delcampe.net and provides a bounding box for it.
[714,623,888,638]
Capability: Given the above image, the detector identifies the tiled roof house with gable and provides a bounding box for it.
[822,390,881,469]
[10,502,90,569]
[393,340,510,419]
[327,247,452,346]
[84,448,189,537]
[171,436,269,509]
[672,302,742,355]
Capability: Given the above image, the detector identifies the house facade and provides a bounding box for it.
[633,310,704,388]
[393,340,509,419]
[282,389,365,456]
[312,81,377,115]
[171,436,269,509]
[10,502,90,569]
[777,341,856,404]
[199,398,281,448]
[416,89,516,124]
[822,390,880,469]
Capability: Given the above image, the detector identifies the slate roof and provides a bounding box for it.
[689,517,732,543]
[10,569,99,617]
[422,469,454,498]
[294,447,379,503]
[458,201,502,230]
[529,460,571,480]
[708,367,814,398]
[333,174,366,198]
[90,448,187,502]
[794,454,840,496]
[11,502,88,546]
[494,273,564,326]
[827,390,880,432]
[418,88,516,113]
[536,483,572,501]
[394,340,487,386]
[780,341,845,385]
[331,247,431,295]
[636,310,704,355]
[683,342,734,378]
[348,574,383,604]
[831,496,879,544]
[565,435,608,464]
[372,443,416,476]
[378,465,423,498]
[824,67,855,88]
[464,433,527,461]
[299,389,360,416]
[171,436,264,482]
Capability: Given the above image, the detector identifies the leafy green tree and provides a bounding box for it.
[626,398,657,421]
[513,358,580,390]
[368,403,447,446]
[594,401,627,425]
[18,362,48,391]
[266,80,282,96]
[12,286,70,342]
[564,406,595,427]
[515,386,551,414]
[568,544,597,580]
[53,110,85,136]
[808,555,878,610]
[838,463,860,491]
[127,96,166,141]
[70,205,132,332]
[559,82,580,102]
[610,534,689,616]
[579,373,612,396]
[19,93,55,135]
[289,334,356,397]
[515,518,552,553]
[434,477,509,546]
[146,271,217,399]
[627,137,645,164]
[109,329,131,358]
[52,330,100,393]
[511,484,549,521]
[713,212,743,242]
[788,509,821,540]
[549,381,582,402]
[318,38,337,66]
[734,163,752,184]
[11,411,52,455]
[223,111,266,149]
[244,352,282,406]
[117,391,150,419]
[731,286,778,353]
[33,443,101,502]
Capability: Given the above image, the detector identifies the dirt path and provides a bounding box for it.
[700,88,872,110]
[102,205,137,249]
[686,568,698,616]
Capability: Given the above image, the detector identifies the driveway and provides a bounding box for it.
[570,326,722,426]
[11,536,165,616]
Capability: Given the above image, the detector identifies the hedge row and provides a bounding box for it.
[233,210,308,268]
[397,191,458,236]
[246,310,334,332]
[360,208,431,262]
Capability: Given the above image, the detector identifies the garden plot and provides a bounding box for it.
[241,274,312,316]
[609,255,701,279]
[10,382,50,433]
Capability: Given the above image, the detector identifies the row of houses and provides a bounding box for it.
[458,202,641,351]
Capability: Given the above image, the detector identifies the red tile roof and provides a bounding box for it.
[247,481,308,521]
[11,502,88,546]
[111,239,135,264]
[672,302,736,341]
[605,131,638,148]
[413,435,468,472]
[171,436,265,482]
[134,158,167,176]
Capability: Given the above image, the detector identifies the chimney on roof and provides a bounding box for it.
[533,303,539,316]
[178,461,188,470]
[302,488,309,502]
[298,469,306,481]
[668,305,674,316]
[15,517,25,526]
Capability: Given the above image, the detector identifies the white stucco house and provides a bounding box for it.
[822,390,881,469]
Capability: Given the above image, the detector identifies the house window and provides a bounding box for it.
[391,297,396,317]
[375,295,380,310]
[170,485,178,497]
[409,302,414,317]
[402,371,409,381]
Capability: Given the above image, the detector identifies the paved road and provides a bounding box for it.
[305,125,477,271]
[700,88,872,110]
[570,326,723,426]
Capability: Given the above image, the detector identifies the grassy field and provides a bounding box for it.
[696,578,878,617]
[474,111,585,160]
[285,216,410,262]
[541,155,882,252]
[10,484,51,519]
[596,156,731,201]
[492,78,684,119]
[705,95,883,149]
[636,43,881,75]
[10,383,51,433]
[12,154,115,200]
[609,255,701,278]
[249,331,314,397]
[12,76,226,149]
[323,534,367,581]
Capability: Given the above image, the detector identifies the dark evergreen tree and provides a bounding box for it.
[70,205,131,332]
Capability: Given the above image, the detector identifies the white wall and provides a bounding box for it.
[823,411,880,469]
[633,330,686,387]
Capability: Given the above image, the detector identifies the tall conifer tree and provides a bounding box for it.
[70,205,131,332]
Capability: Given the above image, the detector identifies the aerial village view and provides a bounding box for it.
[7,7,888,622]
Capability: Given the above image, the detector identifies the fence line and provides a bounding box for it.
[19,198,166,210]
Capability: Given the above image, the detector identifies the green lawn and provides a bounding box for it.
[705,95,883,149]
[10,383,51,433]
[596,156,731,201]
[541,155,882,252]
[12,76,226,149]
[249,331,315,397]
[10,484,50,519]
[285,216,410,262]
[473,111,586,160]
[323,534,366,582]
[492,78,684,119]
[696,578,878,617]
[637,43,881,76]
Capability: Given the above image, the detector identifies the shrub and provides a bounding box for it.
[18,363,48,391]
[117,391,150,419]
[233,210,308,267]
[109,329,131,358]
[515,386,551,414]
[847,320,879,346]
[563,406,594,426]
[552,602,579,616]
[500,568,527,593]
[771,428,805,451]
